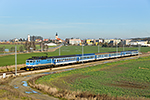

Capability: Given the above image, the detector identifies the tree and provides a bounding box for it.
[19,46,24,52]
[45,45,48,51]
[10,47,15,52]
[24,41,28,50]
[0,48,4,52]
[24,41,36,52]
[31,41,36,50]
[102,43,108,47]
[0,46,5,52]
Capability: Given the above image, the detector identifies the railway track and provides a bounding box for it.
[0,53,145,78]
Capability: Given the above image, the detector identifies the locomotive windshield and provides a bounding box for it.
[26,60,34,63]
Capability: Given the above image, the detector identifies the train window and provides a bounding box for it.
[30,61,33,63]
[27,61,29,63]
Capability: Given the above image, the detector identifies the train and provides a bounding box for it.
[26,50,139,71]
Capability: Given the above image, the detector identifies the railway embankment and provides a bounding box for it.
[0,51,149,79]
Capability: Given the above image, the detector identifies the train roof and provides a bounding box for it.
[76,53,95,56]
[27,54,77,60]
[95,50,138,55]
[26,50,138,60]
[49,55,77,58]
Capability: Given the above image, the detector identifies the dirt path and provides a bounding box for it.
[9,73,59,100]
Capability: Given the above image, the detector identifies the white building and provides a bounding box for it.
[28,34,30,42]
[127,40,148,46]
[45,43,57,46]
[69,39,81,45]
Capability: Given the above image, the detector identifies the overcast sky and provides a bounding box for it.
[0,0,150,40]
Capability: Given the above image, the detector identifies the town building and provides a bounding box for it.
[69,38,81,45]
[55,33,62,43]
[28,34,30,42]
[127,40,148,46]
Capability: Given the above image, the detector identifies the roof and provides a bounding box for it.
[57,38,61,40]
[45,43,57,46]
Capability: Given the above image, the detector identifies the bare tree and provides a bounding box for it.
[19,46,24,52]
[10,47,15,52]
[40,42,45,51]
[45,45,48,51]
[24,41,36,52]
[24,41,28,50]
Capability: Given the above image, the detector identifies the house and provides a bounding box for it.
[35,39,42,42]
[69,39,81,45]
[43,39,49,42]
[55,33,62,43]
[45,43,57,46]
[128,40,148,46]
[86,39,93,45]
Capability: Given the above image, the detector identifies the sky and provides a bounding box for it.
[0,0,150,40]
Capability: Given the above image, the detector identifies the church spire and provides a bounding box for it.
[55,32,58,40]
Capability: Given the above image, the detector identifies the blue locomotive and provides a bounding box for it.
[26,50,139,71]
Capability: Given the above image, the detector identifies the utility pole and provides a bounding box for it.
[98,45,100,53]
[116,39,118,58]
[59,47,60,56]
[138,44,141,57]
[15,46,17,76]
[82,45,84,64]
[123,43,124,51]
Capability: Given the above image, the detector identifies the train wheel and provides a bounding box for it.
[30,68,34,71]
[26,68,30,71]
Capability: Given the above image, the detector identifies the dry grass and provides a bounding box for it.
[0,87,33,100]
[0,77,34,100]
[29,75,150,100]
[0,64,25,72]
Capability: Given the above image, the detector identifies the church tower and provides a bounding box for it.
[55,33,58,40]
[28,34,30,42]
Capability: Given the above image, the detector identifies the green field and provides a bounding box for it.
[36,56,150,98]
[0,45,150,67]
[0,44,41,53]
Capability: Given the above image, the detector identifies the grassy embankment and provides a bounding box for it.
[36,55,150,99]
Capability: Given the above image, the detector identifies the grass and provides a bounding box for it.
[0,45,150,67]
[36,55,150,98]
[0,44,41,53]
